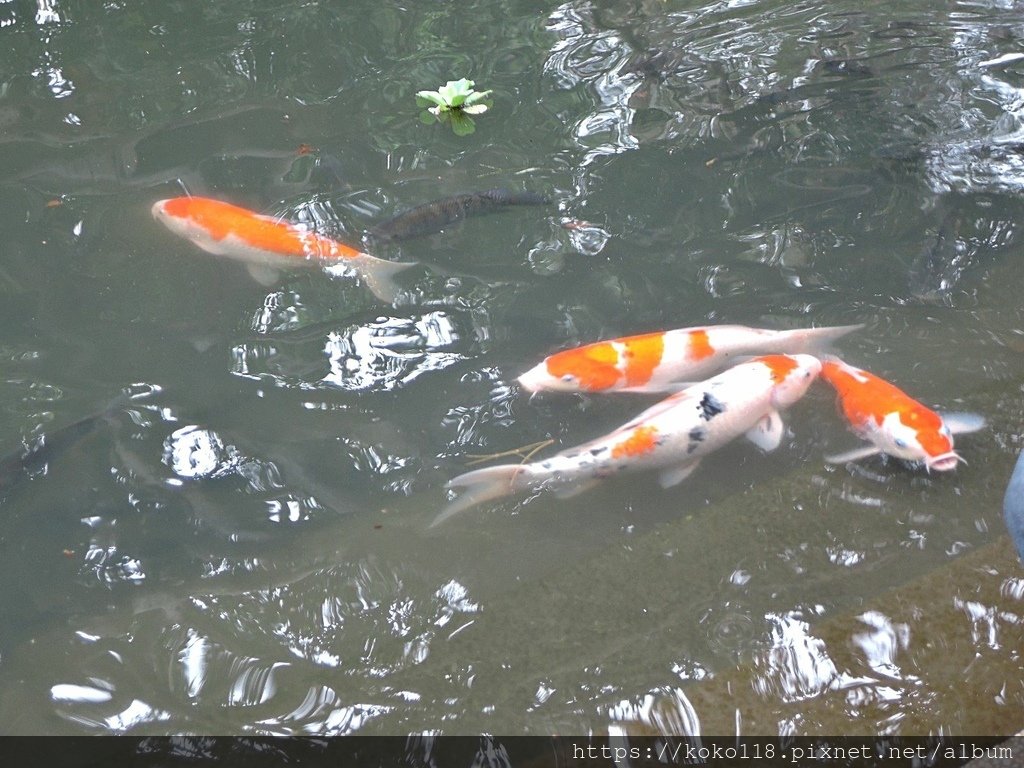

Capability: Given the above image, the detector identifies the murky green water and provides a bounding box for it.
[0,0,1023,737]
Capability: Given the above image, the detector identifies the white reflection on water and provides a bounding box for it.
[50,683,112,704]
[163,425,230,479]
[753,611,838,704]
[850,610,914,701]
[253,685,393,735]
[179,628,209,700]
[607,686,702,736]
[232,311,462,392]
[953,596,1020,651]
[226,657,288,707]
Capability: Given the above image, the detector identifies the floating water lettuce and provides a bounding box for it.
[416,78,493,136]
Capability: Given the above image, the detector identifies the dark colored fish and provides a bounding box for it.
[908,208,964,300]
[369,188,550,243]
[0,410,114,495]
[1004,447,1024,562]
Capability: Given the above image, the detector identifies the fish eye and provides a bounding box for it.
[894,438,908,449]
[561,374,575,382]
[941,425,951,437]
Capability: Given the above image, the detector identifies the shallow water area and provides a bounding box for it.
[0,0,1022,738]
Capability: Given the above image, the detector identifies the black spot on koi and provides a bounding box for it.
[698,393,725,421]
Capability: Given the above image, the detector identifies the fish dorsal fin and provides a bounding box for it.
[658,459,701,488]
[939,411,987,435]
[246,263,280,286]
[746,410,784,452]
[823,445,884,465]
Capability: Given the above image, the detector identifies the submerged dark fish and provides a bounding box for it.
[0,409,116,496]
[368,188,550,243]
[1004,448,1024,562]
[908,208,964,300]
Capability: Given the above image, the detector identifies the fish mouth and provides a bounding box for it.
[925,451,962,472]
[517,367,552,393]
[151,200,168,220]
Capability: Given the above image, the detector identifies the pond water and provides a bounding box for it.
[0,0,1023,738]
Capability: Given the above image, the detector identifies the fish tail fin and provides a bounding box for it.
[431,464,536,527]
[356,256,417,303]
[787,324,864,355]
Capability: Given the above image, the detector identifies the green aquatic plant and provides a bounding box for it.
[416,78,493,136]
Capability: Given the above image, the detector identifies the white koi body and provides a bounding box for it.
[434,354,822,525]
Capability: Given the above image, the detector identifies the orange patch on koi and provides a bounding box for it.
[687,329,715,361]
[546,343,621,391]
[610,425,659,458]
[159,197,362,260]
[622,333,665,388]
[758,354,800,384]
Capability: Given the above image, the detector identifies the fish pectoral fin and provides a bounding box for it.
[552,477,602,499]
[658,459,701,488]
[823,445,883,464]
[745,410,784,452]
[246,263,281,286]
[939,411,987,435]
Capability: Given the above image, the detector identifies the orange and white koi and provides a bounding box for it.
[820,357,985,471]
[151,196,414,303]
[517,323,861,394]
[433,354,822,525]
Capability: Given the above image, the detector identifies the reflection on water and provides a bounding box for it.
[232,310,463,392]
[1,0,1024,739]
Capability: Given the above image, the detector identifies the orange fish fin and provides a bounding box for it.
[658,459,701,488]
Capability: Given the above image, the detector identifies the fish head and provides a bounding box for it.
[517,343,619,393]
[517,360,567,393]
[152,197,231,255]
[152,197,203,240]
[877,408,961,471]
[759,353,822,408]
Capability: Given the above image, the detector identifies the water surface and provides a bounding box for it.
[0,0,1022,737]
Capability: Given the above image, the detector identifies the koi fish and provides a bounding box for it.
[433,354,822,526]
[820,357,985,471]
[517,323,861,394]
[151,196,414,303]
[368,188,549,244]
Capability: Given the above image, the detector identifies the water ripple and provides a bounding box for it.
[231,311,464,392]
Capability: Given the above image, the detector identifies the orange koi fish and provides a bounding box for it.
[433,354,822,525]
[517,323,861,394]
[820,357,985,471]
[151,196,414,303]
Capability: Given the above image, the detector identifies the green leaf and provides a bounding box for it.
[419,110,437,125]
[449,112,476,136]
[415,90,445,108]
[463,90,492,107]
[462,103,489,115]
